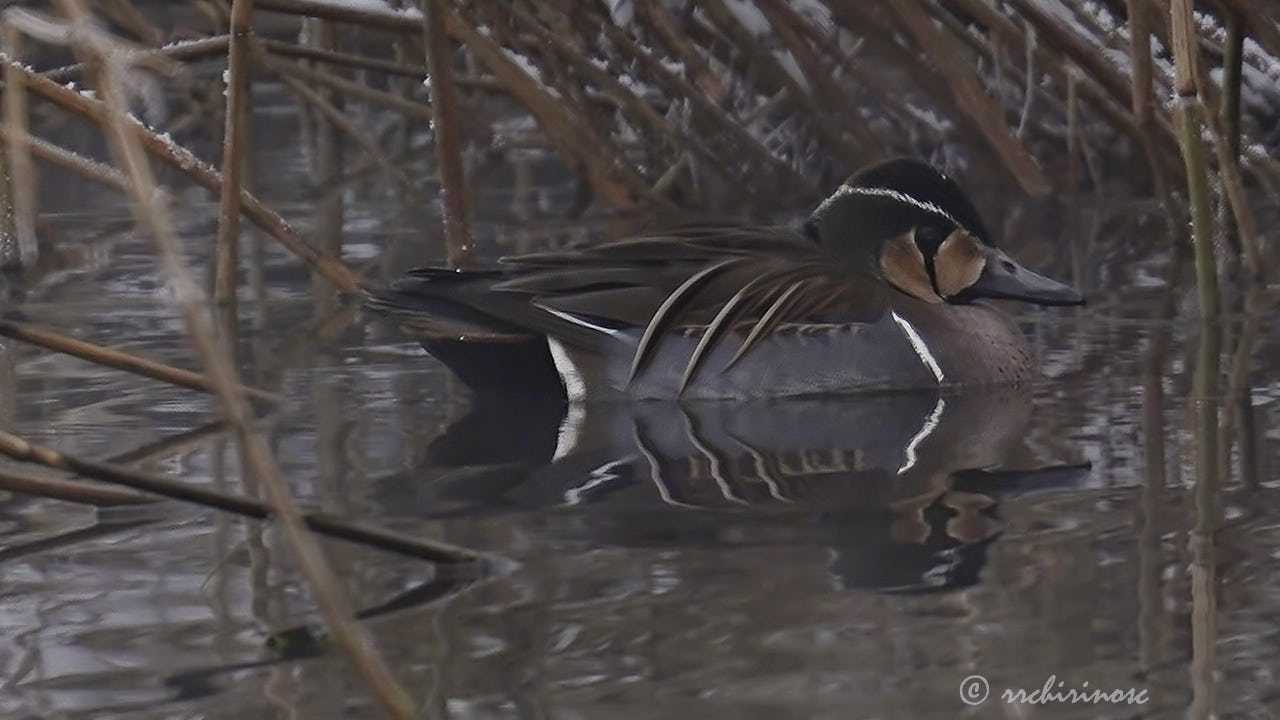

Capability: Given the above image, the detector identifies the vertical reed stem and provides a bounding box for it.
[1126,0,1152,125]
[1169,0,1219,322]
[1172,6,1220,714]
[1219,12,1244,162]
[214,0,256,308]
[423,0,473,267]
[2,22,37,269]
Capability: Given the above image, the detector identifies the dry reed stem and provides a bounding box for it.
[1169,0,1219,322]
[754,0,881,152]
[503,2,747,202]
[8,60,359,292]
[49,2,413,716]
[595,12,814,198]
[941,0,1182,182]
[1205,117,1263,282]
[0,319,280,404]
[699,0,864,172]
[107,419,228,466]
[423,0,473,267]
[892,0,1051,195]
[0,466,153,506]
[1217,0,1280,59]
[9,130,129,190]
[1209,13,1264,282]
[0,427,483,564]
[452,1,645,211]
[637,0,726,102]
[215,0,255,308]
[1004,0,1132,106]
[259,48,418,192]
[42,35,231,83]
[260,37,426,78]
[267,51,433,120]
[1127,0,1154,124]
[257,0,418,33]
[2,21,37,268]
[101,0,162,46]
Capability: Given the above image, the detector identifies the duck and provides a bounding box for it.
[367,158,1083,401]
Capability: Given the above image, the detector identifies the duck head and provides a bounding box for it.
[806,158,1084,307]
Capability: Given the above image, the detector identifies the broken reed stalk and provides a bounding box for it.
[214,0,256,309]
[0,428,482,564]
[0,318,280,403]
[423,0,474,268]
[6,59,360,292]
[2,21,37,268]
[47,2,412,716]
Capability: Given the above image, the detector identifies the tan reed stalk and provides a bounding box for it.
[259,37,426,78]
[7,130,129,190]
[214,0,256,308]
[1169,0,1220,322]
[423,0,473,267]
[41,35,231,82]
[0,318,279,403]
[0,466,153,506]
[266,52,433,120]
[2,22,37,268]
[49,2,414,715]
[1127,0,1154,124]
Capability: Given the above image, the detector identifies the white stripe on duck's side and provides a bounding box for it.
[541,308,629,403]
[891,311,945,384]
[547,337,589,403]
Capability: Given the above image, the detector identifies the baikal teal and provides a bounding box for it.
[368,158,1084,401]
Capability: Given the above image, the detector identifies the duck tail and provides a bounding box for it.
[363,269,566,398]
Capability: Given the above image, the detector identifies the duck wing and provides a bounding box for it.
[368,224,888,383]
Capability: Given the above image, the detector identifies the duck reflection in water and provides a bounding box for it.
[377,388,1086,594]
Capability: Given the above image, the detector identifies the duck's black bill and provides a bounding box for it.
[968,249,1085,306]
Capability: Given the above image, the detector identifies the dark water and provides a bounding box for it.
[2,99,1279,720]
